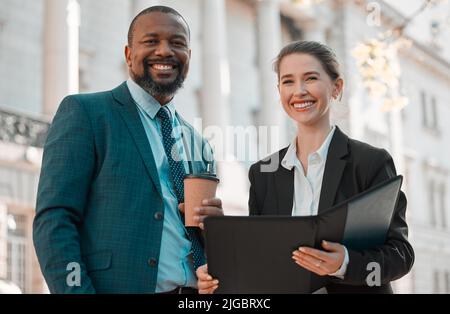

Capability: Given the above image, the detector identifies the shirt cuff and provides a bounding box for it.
[328,246,349,279]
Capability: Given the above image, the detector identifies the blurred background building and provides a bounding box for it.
[0,0,449,293]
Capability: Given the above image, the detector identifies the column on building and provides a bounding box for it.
[257,0,286,150]
[200,0,253,215]
[201,0,231,160]
[43,0,80,117]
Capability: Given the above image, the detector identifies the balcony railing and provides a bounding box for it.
[0,108,49,148]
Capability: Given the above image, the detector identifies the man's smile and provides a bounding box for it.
[147,61,179,77]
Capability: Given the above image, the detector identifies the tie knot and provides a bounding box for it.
[157,106,170,121]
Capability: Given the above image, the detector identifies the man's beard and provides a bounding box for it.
[133,60,186,100]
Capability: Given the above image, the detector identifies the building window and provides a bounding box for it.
[6,214,28,293]
[425,166,448,229]
[280,14,303,40]
[440,183,447,229]
[421,91,440,133]
[430,96,438,130]
[429,179,436,227]
[421,91,428,127]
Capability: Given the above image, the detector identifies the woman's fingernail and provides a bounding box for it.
[207,276,212,280]
[213,280,219,284]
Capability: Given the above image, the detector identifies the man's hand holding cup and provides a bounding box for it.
[178,197,223,230]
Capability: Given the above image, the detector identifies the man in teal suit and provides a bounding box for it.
[33,6,223,294]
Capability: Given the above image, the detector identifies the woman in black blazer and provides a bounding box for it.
[197,41,414,294]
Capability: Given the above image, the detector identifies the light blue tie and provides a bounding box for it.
[156,106,206,270]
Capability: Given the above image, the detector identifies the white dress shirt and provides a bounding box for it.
[281,126,349,278]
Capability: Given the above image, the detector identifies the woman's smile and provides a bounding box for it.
[290,100,317,112]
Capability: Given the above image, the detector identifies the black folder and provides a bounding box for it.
[204,175,403,294]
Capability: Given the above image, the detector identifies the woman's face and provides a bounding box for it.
[278,53,342,128]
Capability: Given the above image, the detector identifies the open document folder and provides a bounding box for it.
[204,175,403,294]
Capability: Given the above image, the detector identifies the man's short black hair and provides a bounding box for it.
[127,6,191,47]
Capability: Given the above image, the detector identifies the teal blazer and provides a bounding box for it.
[33,82,214,293]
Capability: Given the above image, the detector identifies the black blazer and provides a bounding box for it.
[248,127,414,294]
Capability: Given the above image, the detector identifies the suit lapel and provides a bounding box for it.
[318,127,349,213]
[112,82,163,197]
[274,148,294,215]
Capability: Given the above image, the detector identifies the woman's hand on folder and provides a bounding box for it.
[292,240,345,276]
[178,197,223,230]
[196,264,219,294]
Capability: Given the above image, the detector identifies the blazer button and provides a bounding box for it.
[148,258,157,267]
[154,211,164,220]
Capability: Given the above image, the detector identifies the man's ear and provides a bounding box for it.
[125,45,132,68]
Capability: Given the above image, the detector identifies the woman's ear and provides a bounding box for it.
[333,78,344,101]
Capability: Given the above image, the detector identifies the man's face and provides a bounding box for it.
[125,12,191,103]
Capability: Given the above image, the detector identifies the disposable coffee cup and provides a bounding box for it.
[184,174,220,227]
